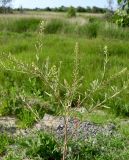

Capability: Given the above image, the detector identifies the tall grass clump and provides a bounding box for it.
[45,19,65,34]
[100,22,129,40]
[77,21,99,38]
[6,18,41,33]
[86,21,99,38]
[0,21,129,159]
[0,133,13,156]
[1,17,129,40]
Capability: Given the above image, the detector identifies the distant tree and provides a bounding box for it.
[0,0,12,7]
[107,0,114,11]
[44,7,52,11]
[92,6,106,13]
[0,0,12,13]
[86,6,92,13]
[67,6,76,17]
[77,6,86,12]
[58,6,67,12]
[34,7,41,11]
[105,0,114,22]
[19,5,23,13]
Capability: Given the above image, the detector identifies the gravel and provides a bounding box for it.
[0,114,116,140]
[0,117,17,134]
[34,114,116,140]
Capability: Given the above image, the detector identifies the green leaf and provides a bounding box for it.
[118,0,122,3]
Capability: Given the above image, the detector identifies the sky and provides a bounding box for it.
[12,0,118,9]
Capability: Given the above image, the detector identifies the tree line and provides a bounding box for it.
[0,0,111,14]
[2,6,110,14]
[30,6,108,13]
[0,0,129,14]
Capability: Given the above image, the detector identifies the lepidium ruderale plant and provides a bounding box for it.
[0,21,129,160]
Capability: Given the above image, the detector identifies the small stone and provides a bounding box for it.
[57,124,64,131]
[35,123,42,130]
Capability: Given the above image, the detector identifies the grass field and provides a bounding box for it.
[0,11,129,159]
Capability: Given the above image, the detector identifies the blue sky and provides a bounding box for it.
[13,0,117,9]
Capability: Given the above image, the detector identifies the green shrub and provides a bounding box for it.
[88,17,98,23]
[113,9,129,27]
[86,22,99,38]
[76,21,100,38]
[67,6,76,17]
[16,132,61,160]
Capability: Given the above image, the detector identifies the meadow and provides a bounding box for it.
[0,11,129,159]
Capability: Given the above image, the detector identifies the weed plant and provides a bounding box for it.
[0,21,129,159]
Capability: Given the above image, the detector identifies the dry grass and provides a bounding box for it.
[0,11,104,25]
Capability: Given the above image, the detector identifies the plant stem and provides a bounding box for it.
[63,116,68,160]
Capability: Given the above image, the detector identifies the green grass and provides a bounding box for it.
[0,16,129,40]
[0,32,129,81]
[2,131,129,160]
[0,18,41,33]
[1,32,129,117]
[0,134,13,156]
